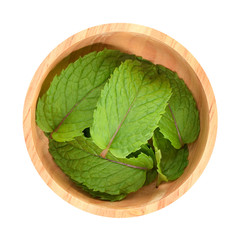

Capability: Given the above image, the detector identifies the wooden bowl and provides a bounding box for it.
[23,23,217,218]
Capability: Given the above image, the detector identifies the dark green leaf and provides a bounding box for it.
[49,135,153,196]
[153,129,189,185]
[78,184,127,201]
[144,169,157,186]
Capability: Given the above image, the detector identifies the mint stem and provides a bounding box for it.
[97,154,148,170]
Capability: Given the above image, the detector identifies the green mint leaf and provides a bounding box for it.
[91,60,172,158]
[78,183,127,201]
[157,65,200,149]
[69,137,154,170]
[140,144,156,167]
[36,49,135,142]
[154,149,168,185]
[153,129,189,186]
[127,144,155,162]
[144,169,157,186]
[127,144,157,186]
[49,135,153,196]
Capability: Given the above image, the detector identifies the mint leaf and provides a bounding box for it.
[144,169,157,186]
[36,49,135,142]
[154,148,168,184]
[127,144,157,186]
[91,60,172,158]
[157,65,200,149]
[153,129,189,186]
[127,144,155,163]
[78,184,127,201]
[49,135,153,196]
[69,137,153,170]
[140,144,156,168]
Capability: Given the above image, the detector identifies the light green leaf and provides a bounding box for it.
[157,65,200,149]
[153,129,189,186]
[91,60,172,158]
[49,135,153,196]
[155,149,168,185]
[36,49,135,142]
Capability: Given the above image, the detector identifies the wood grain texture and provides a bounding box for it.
[23,23,217,218]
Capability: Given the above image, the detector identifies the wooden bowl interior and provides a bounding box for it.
[31,31,209,216]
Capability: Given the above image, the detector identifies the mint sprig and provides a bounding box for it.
[36,49,200,201]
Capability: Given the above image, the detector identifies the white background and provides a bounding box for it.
[1,0,242,239]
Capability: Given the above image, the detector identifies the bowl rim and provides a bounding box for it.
[23,23,218,217]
